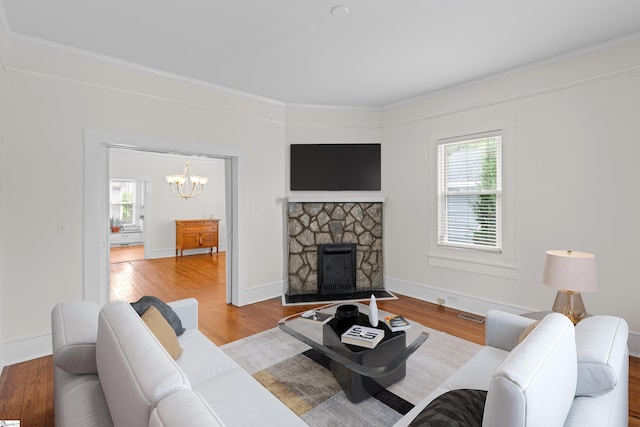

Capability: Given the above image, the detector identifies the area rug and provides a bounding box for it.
[220,327,482,426]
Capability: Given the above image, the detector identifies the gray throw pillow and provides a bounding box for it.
[409,389,487,427]
[130,296,186,336]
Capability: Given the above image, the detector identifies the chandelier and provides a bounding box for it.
[165,159,208,200]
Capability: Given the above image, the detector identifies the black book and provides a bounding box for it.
[299,310,334,325]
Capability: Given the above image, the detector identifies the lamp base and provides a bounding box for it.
[551,290,587,324]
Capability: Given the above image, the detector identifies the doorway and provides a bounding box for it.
[84,129,248,307]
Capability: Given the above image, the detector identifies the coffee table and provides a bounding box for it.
[278,302,429,402]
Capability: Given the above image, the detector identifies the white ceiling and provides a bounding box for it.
[2,0,640,108]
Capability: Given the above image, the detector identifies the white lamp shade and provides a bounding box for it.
[542,250,599,292]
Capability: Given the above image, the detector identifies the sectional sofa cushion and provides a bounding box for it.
[51,301,101,374]
[141,305,184,360]
[574,315,629,397]
[408,389,487,427]
[131,295,186,336]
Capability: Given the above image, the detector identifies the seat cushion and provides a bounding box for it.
[54,369,113,427]
[408,389,487,427]
[176,329,239,385]
[193,367,307,426]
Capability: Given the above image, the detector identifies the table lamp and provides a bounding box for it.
[542,250,599,324]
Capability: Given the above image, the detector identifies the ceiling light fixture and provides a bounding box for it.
[166,159,208,200]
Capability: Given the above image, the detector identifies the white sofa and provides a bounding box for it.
[395,310,629,427]
[51,298,307,427]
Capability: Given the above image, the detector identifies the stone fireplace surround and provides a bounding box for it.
[286,197,392,303]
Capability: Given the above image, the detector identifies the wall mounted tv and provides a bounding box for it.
[290,143,381,191]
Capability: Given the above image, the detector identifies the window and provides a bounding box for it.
[110,179,143,226]
[437,134,502,252]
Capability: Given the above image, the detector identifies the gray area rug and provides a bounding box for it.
[221,327,481,426]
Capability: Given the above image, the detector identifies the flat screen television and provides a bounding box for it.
[290,143,381,191]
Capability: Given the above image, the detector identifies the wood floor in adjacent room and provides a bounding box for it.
[1,248,638,426]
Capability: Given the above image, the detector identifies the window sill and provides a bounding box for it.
[427,253,518,279]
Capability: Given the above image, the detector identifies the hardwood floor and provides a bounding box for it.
[1,252,638,426]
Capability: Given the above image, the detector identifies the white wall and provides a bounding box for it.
[110,151,227,257]
[0,22,7,371]
[0,36,287,364]
[382,36,640,356]
[1,26,639,365]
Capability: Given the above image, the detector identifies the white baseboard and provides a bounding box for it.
[2,276,637,368]
[2,333,52,366]
[237,280,284,307]
[385,276,640,358]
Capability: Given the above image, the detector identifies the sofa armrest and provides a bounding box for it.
[51,301,101,374]
[168,298,199,330]
[485,310,537,352]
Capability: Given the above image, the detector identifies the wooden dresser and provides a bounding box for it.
[175,219,219,256]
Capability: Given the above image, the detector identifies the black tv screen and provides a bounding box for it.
[290,144,381,191]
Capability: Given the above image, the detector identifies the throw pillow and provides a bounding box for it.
[141,305,184,360]
[131,296,186,336]
[408,389,487,427]
[517,320,540,344]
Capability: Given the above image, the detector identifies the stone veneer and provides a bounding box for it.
[287,202,383,295]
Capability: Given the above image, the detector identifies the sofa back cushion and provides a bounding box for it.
[574,315,629,396]
[52,301,102,374]
[97,301,191,427]
[483,313,576,427]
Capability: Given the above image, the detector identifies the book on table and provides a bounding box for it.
[384,314,411,332]
[299,310,334,325]
[340,325,385,348]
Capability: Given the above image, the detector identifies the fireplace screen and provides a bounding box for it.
[317,243,357,294]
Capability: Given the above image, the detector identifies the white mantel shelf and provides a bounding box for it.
[287,195,386,203]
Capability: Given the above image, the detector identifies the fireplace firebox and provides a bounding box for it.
[317,243,357,295]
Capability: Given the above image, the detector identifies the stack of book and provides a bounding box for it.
[340,325,385,348]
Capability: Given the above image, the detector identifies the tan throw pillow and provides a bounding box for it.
[141,305,184,360]
[517,320,540,344]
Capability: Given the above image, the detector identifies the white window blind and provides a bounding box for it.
[437,134,502,252]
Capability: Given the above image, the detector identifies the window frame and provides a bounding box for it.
[427,123,516,279]
[436,134,502,253]
[110,179,143,227]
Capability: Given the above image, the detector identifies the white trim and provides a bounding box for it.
[384,276,528,316]
[426,253,518,279]
[385,276,640,358]
[2,333,52,366]
[2,276,638,365]
[382,33,640,112]
[6,30,286,108]
[287,195,385,203]
[238,280,286,307]
[83,128,248,307]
